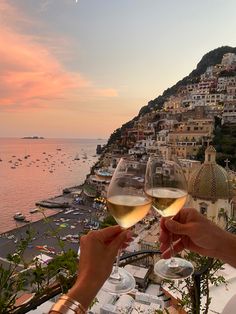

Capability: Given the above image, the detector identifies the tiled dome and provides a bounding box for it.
[188,146,233,201]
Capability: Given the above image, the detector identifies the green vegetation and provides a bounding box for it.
[0,229,77,313]
[213,123,236,170]
[167,254,226,314]
[83,183,97,197]
[107,119,136,147]
[100,215,117,228]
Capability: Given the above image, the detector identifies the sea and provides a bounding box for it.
[0,138,106,233]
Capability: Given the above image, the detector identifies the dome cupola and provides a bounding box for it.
[188,146,232,202]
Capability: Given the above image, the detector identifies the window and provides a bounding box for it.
[200,203,208,215]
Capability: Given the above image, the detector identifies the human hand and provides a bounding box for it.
[77,225,132,286]
[159,208,226,259]
[67,225,132,309]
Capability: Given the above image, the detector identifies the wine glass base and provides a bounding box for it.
[102,267,136,295]
[154,257,194,280]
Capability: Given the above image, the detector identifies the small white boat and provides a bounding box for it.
[14,212,26,221]
[29,208,39,214]
[74,153,80,160]
[82,152,88,159]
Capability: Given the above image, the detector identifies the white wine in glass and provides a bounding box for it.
[102,158,152,294]
[145,155,194,280]
[107,194,152,228]
[145,187,187,218]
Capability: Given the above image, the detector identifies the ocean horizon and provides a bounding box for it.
[0,137,107,140]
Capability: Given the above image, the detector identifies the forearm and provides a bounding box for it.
[66,275,102,310]
[50,275,102,313]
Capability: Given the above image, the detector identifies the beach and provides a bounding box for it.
[0,190,103,266]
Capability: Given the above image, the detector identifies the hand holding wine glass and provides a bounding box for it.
[102,158,152,294]
[145,155,194,280]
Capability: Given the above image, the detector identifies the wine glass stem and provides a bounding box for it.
[110,249,121,280]
[169,232,174,258]
[169,232,178,268]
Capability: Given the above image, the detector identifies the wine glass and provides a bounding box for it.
[102,157,152,294]
[145,154,194,280]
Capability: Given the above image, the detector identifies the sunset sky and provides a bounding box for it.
[0,0,236,138]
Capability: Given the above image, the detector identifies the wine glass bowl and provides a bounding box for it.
[145,158,188,217]
[145,155,194,280]
[103,158,152,294]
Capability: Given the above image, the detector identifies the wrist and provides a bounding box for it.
[67,275,102,310]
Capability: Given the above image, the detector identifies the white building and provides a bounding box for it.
[91,282,165,314]
[221,53,236,68]
[128,139,155,155]
[222,101,236,124]
[201,66,215,79]
[217,76,236,91]
[190,93,226,108]
[227,83,236,96]
[156,129,169,146]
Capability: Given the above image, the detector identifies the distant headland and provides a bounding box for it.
[22,136,45,139]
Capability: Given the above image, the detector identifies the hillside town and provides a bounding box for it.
[89,52,236,219]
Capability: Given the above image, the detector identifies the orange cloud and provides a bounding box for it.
[0,0,117,112]
[96,89,119,97]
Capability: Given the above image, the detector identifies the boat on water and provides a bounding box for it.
[82,152,88,160]
[14,212,26,221]
[74,153,80,160]
[29,208,39,214]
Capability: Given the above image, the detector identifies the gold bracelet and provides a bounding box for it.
[60,295,86,313]
[49,294,86,314]
[49,303,75,314]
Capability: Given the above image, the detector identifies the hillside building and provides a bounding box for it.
[222,100,236,124]
[188,146,233,226]
[221,53,236,69]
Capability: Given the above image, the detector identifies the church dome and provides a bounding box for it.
[188,146,233,201]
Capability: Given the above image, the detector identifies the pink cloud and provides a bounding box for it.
[96,89,119,97]
[0,0,117,112]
